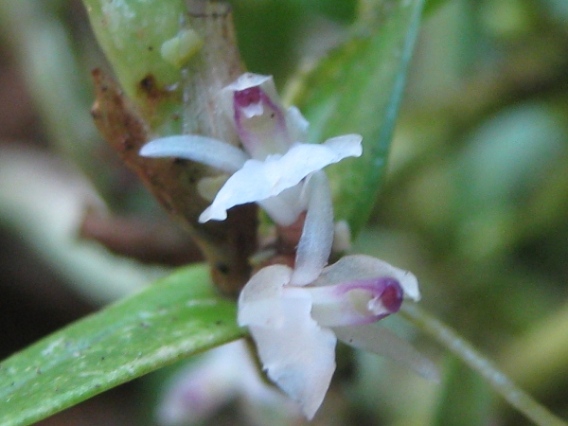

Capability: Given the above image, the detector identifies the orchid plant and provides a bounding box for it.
[140,72,428,417]
[0,1,566,426]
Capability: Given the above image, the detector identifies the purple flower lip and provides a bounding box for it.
[234,87,262,108]
[376,278,404,314]
[351,277,403,323]
[337,277,404,314]
[231,80,290,158]
[307,276,404,327]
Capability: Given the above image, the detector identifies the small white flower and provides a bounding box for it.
[237,256,421,419]
[156,340,302,426]
[236,169,430,419]
[140,73,362,225]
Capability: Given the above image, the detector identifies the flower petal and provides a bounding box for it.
[238,265,337,419]
[321,134,363,158]
[334,325,439,381]
[156,342,243,425]
[156,340,301,426]
[285,106,309,142]
[223,72,274,94]
[140,135,248,173]
[312,254,420,301]
[249,323,336,420]
[259,184,306,226]
[199,139,362,223]
[238,264,293,327]
[308,276,403,327]
[291,172,334,286]
[223,73,292,159]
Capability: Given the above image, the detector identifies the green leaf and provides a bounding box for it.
[82,0,185,101]
[82,0,186,135]
[292,0,425,235]
[0,264,245,426]
[229,0,306,82]
[424,0,451,16]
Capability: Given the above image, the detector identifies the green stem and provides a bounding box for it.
[401,303,568,426]
[500,301,568,394]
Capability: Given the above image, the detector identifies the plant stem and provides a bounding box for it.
[401,303,568,426]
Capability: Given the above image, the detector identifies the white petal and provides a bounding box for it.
[291,172,334,286]
[285,106,309,142]
[140,135,248,173]
[259,184,306,226]
[334,325,439,381]
[199,158,275,222]
[238,265,293,327]
[332,220,352,253]
[199,140,361,223]
[250,324,336,420]
[224,73,273,92]
[238,265,337,419]
[321,134,363,158]
[312,254,420,301]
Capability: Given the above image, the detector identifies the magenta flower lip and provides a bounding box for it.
[337,277,404,310]
[234,86,262,108]
[380,279,404,312]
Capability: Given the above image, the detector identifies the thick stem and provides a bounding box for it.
[85,1,258,296]
[401,303,568,426]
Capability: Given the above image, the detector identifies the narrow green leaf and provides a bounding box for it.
[292,0,425,235]
[0,264,244,426]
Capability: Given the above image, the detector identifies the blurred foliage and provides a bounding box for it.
[0,0,567,425]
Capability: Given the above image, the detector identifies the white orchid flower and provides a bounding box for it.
[237,171,432,419]
[140,73,362,225]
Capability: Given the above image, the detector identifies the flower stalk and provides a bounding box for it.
[401,303,568,426]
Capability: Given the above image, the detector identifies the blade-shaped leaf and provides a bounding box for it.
[0,264,244,426]
[293,0,425,235]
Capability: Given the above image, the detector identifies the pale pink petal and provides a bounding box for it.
[156,340,301,426]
